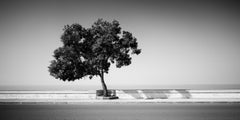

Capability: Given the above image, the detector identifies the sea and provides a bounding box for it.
[0,84,239,91]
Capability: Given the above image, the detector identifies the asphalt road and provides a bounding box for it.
[0,103,240,120]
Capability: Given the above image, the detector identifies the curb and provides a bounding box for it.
[1,99,240,105]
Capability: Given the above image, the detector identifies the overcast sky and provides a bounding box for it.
[0,0,240,89]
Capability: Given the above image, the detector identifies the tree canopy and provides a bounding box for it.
[48,19,141,82]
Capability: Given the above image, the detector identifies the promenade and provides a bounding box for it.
[1,89,240,104]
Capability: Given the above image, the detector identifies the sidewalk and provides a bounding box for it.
[1,89,240,104]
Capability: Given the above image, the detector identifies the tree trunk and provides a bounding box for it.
[100,71,108,97]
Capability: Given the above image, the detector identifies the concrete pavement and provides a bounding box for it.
[1,89,240,104]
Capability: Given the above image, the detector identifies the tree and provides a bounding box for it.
[48,19,141,97]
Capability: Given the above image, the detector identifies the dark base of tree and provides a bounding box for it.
[96,90,119,99]
[97,96,119,100]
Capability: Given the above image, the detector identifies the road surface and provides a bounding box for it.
[0,103,240,120]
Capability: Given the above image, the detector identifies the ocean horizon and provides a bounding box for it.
[0,84,239,91]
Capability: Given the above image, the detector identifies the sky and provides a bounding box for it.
[0,0,240,90]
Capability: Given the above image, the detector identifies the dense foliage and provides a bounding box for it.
[49,19,141,85]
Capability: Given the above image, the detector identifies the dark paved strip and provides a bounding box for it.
[1,103,240,120]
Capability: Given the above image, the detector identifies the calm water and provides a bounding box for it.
[0,84,239,91]
[1,103,240,120]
